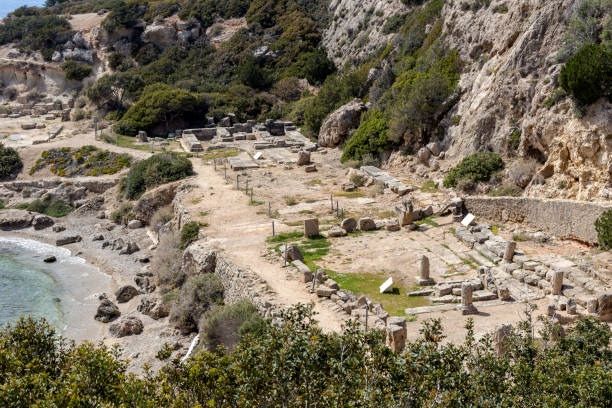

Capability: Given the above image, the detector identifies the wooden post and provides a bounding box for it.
[330,194,333,211]
[245,179,249,194]
[365,303,369,331]
[272,221,275,236]
[336,201,339,217]
[236,175,239,189]
[268,201,271,217]
[284,244,287,267]
[250,188,253,203]
[311,268,318,293]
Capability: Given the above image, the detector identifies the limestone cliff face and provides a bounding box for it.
[324,0,611,200]
[322,0,409,66]
[438,0,611,200]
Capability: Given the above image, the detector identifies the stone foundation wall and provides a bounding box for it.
[463,197,612,244]
[182,242,279,318]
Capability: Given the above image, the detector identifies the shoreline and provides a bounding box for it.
[0,232,111,343]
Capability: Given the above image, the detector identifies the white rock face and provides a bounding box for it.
[323,0,409,66]
[318,99,367,147]
[141,23,177,48]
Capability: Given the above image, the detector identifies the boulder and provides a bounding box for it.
[327,227,347,237]
[0,210,34,230]
[182,242,217,275]
[109,316,144,338]
[119,241,140,255]
[325,279,340,290]
[141,23,177,48]
[358,217,376,231]
[305,164,317,173]
[137,296,169,320]
[341,217,357,233]
[597,292,612,321]
[52,224,66,232]
[416,147,431,164]
[385,221,401,231]
[426,141,440,156]
[127,219,142,229]
[32,215,54,230]
[316,287,335,297]
[56,235,81,246]
[296,150,310,165]
[115,285,140,303]
[281,244,303,262]
[44,256,56,263]
[111,238,124,251]
[318,99,367,147]
[94,299,120,323]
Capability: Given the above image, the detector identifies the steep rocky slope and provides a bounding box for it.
[325,0,611,200]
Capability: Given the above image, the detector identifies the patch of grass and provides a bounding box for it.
[179,221,201,249]
[512,233,529,242]
[333,191,366,198]
[200,211,209,217]
[102,133,170,152]
[415,216,439,227]
[326,271,429,316]
[266,231,304,244]
[491,224,500,235]
[420,179,438,193]
[0,199,4,209]
[201,148,240,161]
[305,179,322,186]
[249,199,264,206]
[459,257,478,270]
[299,210,315,215]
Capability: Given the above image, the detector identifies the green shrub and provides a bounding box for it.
[559,43,612,105]
[119,83,207,136]
[199,300,264,352]
[62,61,93,81]
[122,153,193,200]
[18,196,73,217]
[595,209,612,250]
[488,183,523,197]
[180,221,201,249]
[443,151,505,188]
[110,202,133,225]
[170,274,224,335]
[0,12,73,60]
[0,143,22,180]
[341,110,397,162]
[30,146,131,177]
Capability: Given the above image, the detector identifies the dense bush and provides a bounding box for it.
[341,110,398,162]
[170,274,224,335]
[0,10,73,60]
[30,146,131,177]
[153,231,185,288]
[118,84,207,136]
[595,209,612,250]
[62,61,92,81]
[1,308,610,406]
[443,151,505,188]
[16,196,73,217]
[199,300,265,352]
[0,143,23,180]
[180,221,201,249]
[122,153,193,199]
[559,43,612,105]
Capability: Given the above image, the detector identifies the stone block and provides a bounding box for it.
[316,287,335,297]
[358,217,376,231]
[304,218,319,238]
[341,217,357,233]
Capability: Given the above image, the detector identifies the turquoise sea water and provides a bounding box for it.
[0,237,110,341]
[0,1,46,18]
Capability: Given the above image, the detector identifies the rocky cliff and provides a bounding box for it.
[325,0,611,200]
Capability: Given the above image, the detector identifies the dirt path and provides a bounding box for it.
[188,160,346,332]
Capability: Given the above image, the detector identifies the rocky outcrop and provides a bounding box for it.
[131,181,181,225]
[137,296,169,320]
[318,99,367,147]
[0,210,34,230]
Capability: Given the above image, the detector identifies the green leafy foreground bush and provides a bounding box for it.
[443,151,505,188]
[122,153,193,199]
[0,307,610,406]
[0,143,23,180]
[560,43,612,105]
[595,209,612,250]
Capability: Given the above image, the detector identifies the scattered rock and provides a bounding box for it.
[328,227,347,237]
[43,256,56,263]
[358,217,376,231]
[127,219,143,229]
[56,235,81,246]
[94,299,120,323]
[305,164,317,173]
[385,221,401,231]
[115,285,140,303]
[119,241,140,255]
[32,215,54,230]
[0,210,34,230]
[109,316,144,338]
[341,217,357,233]
[137,296,169,320]
[52,224,66,233]
[93,234,104,241]
[296,150,311,165]
[281,245,303,262]
[342,182,356,192]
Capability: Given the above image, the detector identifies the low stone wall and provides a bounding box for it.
[463,197,612,244]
